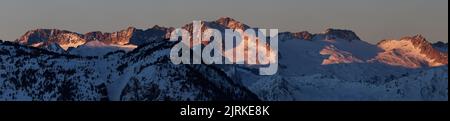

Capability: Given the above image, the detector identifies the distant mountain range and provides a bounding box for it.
[0,17,448,101]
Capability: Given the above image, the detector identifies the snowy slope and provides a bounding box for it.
[0,40,258,101]
[109,41,258,101]
[238,29,448,101]
[0,41,105,101]
[271,29,400,83]
[42,43,66,54]
[68,40,137,57]
[249,66,447,101]
[375,35,448,68]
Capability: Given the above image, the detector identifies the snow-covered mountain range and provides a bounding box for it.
[0,17,448,101]
[0,39,258,101]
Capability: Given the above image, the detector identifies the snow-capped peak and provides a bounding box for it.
[214,17,250,30]
[376,35,448,68]
[182,17,251,33]
[16,29,86,46]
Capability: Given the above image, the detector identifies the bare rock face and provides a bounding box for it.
[84,31,110,42]
[214,17,250,30]
[377,35,448,68]
[404,35,448,65]
[278,28,360,42]
[292,31,314,40]
[278,31,313,41]
[108,27,136,45]
[16,26,174,49]
[17,29,87,48]
[322,28,362,41]
[127,26,174,46]
[181,17,252,35]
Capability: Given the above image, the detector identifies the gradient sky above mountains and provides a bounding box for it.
[0,0,447,43]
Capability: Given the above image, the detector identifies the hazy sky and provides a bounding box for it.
[0,0,447,43]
